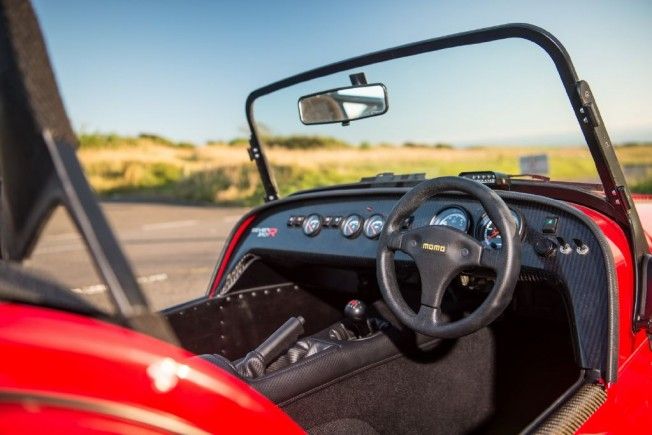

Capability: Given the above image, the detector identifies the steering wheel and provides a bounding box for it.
[377,176,521,338]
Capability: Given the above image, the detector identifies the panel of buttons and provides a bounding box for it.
[288,215,343,229]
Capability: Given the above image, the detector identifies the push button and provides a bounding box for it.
[542,216,559,234]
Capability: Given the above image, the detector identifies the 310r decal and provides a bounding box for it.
[251,227,279,238]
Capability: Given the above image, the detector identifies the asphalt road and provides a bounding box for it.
[24,202,248,312]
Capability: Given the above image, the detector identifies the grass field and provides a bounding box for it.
[78,134,652,206]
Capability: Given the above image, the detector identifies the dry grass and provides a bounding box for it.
[77,135,652,205]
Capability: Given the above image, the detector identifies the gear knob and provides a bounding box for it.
[344,299,373,337]
[344,299,367,322]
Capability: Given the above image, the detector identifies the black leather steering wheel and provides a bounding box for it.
[377,176,521,338]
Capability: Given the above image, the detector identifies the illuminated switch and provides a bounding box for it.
[542,216,559,234]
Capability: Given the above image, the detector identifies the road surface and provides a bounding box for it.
[24,202,248,312]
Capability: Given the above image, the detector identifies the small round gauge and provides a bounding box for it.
[341,214,363,238]
[477,209,523,250]
[363,214,386,239]
[302,214,322,236]
[430,207,470,232]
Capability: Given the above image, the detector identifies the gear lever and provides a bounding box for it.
[344,299,372,337]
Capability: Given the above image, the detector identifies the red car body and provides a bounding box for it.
[0,304,303,434]
[1,198,650,433]
[0,1,650,431]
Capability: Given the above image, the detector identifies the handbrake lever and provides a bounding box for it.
[236,316,305,378]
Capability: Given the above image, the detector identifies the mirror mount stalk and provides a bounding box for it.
[349,72,367,86]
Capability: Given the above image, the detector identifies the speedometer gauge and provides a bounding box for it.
[477,209,523,250]
[430,207,470,232]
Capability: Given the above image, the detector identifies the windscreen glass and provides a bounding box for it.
[252,40,647,197]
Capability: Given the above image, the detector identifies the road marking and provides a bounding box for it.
[71,273,168,295]
[142,220,198,231]
[138,273,169,284]
[71,283,106,295]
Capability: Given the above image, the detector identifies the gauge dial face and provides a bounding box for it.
[478,210,522,250]
[363,214,385,239]
[341,214,363,238]
[302,214,322,236]
[430,207,470,232]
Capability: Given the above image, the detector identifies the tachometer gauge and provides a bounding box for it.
[477,209,523,250]
[341,214,363,238]
[430,207,470,232]
[363,214,385,239]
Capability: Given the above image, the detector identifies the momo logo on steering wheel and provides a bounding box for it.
[421,242,446,253]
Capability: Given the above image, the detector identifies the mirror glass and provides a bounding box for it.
[298,84,387,124]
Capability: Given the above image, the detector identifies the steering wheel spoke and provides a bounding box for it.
[386,230,406,252]
[416,304,443,326]
[416,257,453,309]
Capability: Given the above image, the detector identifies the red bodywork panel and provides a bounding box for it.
[0,304,303,434]
[578,339,652,434]
[574,197,652,433]
[1,197,651,433]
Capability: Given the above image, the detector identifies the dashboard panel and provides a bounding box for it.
[216,189,617,381]
[239,194,594,267]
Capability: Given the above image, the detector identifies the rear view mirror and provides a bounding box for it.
[298,84,388,125]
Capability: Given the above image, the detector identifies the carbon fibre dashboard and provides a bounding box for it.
[216,188,617,381]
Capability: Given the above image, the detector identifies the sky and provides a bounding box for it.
[32,1,652,146]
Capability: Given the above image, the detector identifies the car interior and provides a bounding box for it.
[164,184,615,434]
[0,3,620,434]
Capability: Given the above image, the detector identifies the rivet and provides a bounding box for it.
[264,290,270,295]
[238,294,244,299]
